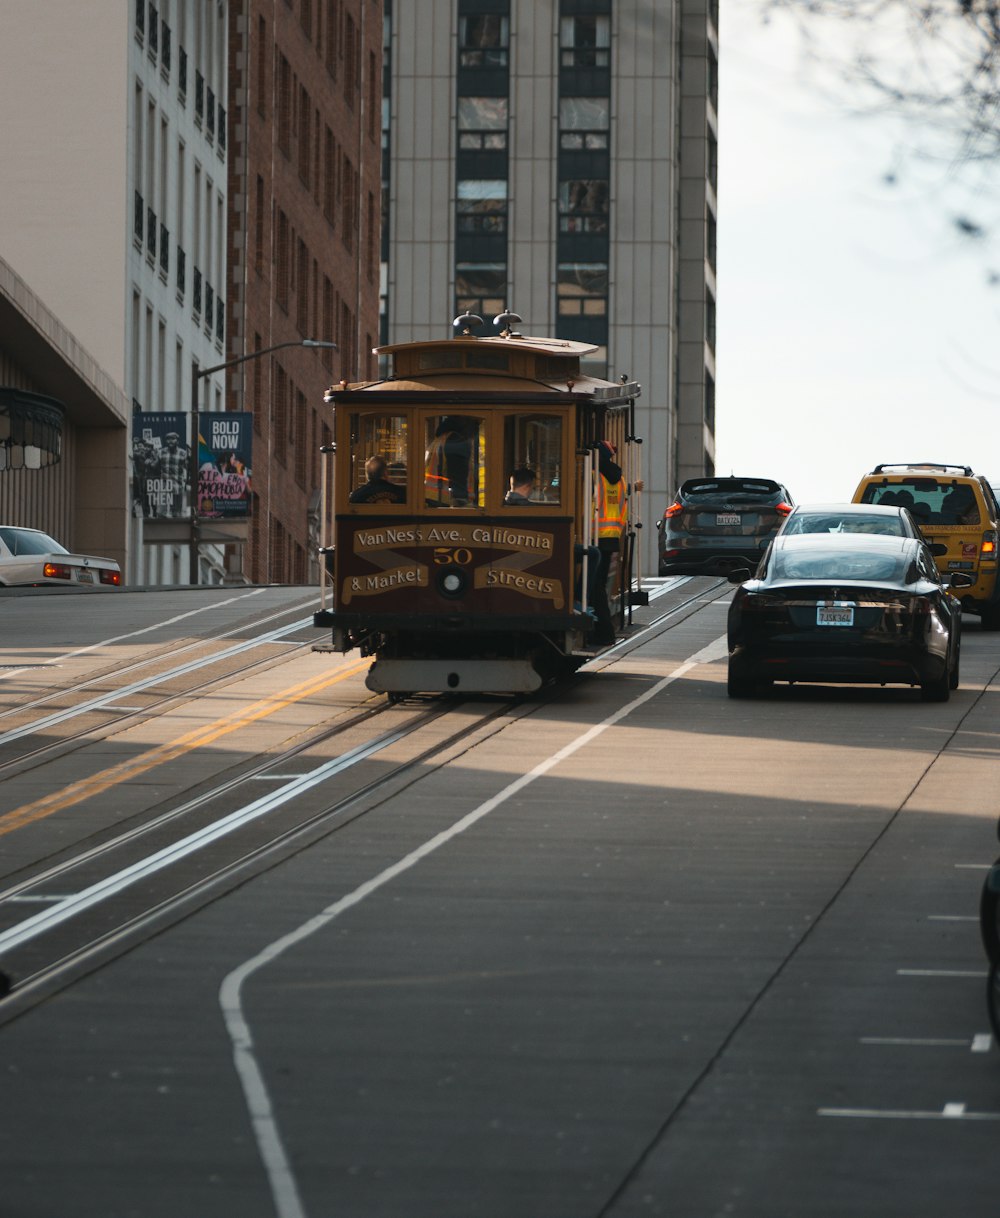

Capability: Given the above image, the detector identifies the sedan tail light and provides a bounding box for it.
[99,569,122,586]
[42,562,73,580]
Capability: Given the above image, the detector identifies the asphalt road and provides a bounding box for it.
[0,581,997,1218]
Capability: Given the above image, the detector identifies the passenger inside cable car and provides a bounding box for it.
[504,467,536,504]
[348,455,406,504]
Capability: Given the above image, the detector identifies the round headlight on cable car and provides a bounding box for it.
[438,569,467,597]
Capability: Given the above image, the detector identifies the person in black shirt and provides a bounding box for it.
[504,467,536,505]
[349,456,406,504]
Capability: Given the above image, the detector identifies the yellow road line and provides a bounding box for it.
[0,657,371,837]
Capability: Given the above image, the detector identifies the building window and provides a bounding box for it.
[558,180,608,233]
[276,209,290,312]
[559,97,609,150]
[254,176,265,275]
[274,365,288,465]
[277,53,292,155]
[457,179,507,234]
[559,16,610,68]
[298,85,312,185]
[705,370,716,431]
[296,238,309,334]
[557,263,608,317]
[458,96,508,150]
[455,263,506,318]
[341,156,356,249]
[706,288,716,350]
[344,13,357,100]
[458,14,509,68]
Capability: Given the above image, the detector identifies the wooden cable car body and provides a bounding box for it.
[314,325,642,696]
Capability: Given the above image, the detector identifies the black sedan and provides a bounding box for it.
[726,533,971,701]
[657,476,794,576]
[776,501,925,539]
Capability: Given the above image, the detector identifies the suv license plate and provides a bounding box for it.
[817,601,854,626]
[716,512,741,526]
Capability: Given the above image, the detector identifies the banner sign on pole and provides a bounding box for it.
[131,412,191,520]
[197,412,253,520]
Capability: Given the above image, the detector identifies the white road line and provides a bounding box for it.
[0,588,272,678]
[972,1034,993,1053]
[0,723,419,953]
[928,915,978,922]
[859,1037,971,1047]
[955,863,991,871]
[219,633,729,1218]
[819,1105,1000,1121]
[897,968,988,978]
[0,618,311,747]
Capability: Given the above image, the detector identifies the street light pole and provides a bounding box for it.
[188,338,337,585]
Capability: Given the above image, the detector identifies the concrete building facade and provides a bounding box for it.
[382,0,718,572]
[0,0,232,584]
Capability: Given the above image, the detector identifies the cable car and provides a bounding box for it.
[314,312,644,696]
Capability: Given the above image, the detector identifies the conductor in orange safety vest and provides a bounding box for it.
[592,440,642,645]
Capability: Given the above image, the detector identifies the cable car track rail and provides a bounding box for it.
[0,616,323,777]
[0,576,725,1020]
[0,694,525,1019]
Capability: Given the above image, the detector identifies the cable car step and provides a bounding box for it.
[366,658,542,694]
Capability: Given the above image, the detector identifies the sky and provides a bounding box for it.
[714,1,1000,503]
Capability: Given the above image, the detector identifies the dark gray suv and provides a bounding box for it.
[657,476,795,576]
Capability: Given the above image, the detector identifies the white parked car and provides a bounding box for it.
[0,525,122,589]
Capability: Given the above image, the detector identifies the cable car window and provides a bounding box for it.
[503,414,562,506]
[348,413,408,505]
[464,349,509,371]
[425,415,485,508]
[417,349,463,370]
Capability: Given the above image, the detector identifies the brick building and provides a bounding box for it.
[227,0,382,584]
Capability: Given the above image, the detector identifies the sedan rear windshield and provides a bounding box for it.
[782,513,904,536]
[771,547,908,583]
[0,527,67,556]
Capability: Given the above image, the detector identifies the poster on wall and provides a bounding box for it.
[131,412,191,520]
[196,412,253,520]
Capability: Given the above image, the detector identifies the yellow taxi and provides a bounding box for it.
[852,463,1000,629]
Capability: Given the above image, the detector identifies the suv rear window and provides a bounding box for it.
[681,478,782,500]
[859,480,981,526]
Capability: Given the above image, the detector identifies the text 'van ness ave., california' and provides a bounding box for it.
[353,525,554,553]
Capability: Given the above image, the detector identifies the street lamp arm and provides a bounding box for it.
[188,338,337,585]
[194,338,338,381]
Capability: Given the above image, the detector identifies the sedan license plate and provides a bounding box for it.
[716,512,741,526]
[76,569,94,584]
[817,601,854,626]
